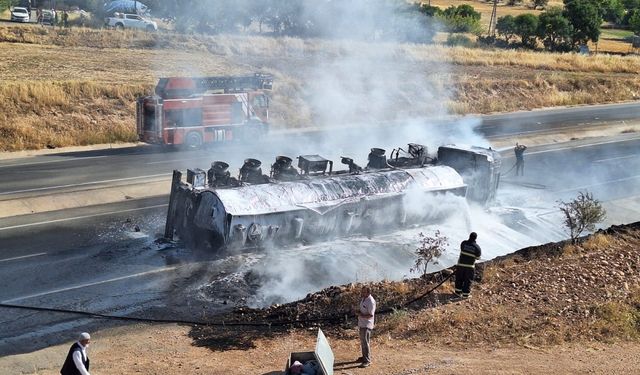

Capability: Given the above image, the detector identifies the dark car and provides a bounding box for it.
[40,9,55,25]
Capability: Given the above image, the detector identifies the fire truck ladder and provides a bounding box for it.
[195,73,273,94]
[155,73,274,99]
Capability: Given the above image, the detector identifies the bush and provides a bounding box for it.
[411,230,448,276]
[558,191,606,243]
[446,33,475,47]
[438,5,483,34]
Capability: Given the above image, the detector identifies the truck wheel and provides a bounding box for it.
[184,132,203,149]
[115,23,124,30]
[146,25,155,32]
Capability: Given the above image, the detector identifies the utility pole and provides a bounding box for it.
[488,0,498,37]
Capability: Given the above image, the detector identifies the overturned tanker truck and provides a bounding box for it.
[164,143,501,250]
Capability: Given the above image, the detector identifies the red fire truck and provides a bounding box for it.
[136,73,273,147]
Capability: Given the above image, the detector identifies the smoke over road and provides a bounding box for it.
[149,2,637,308]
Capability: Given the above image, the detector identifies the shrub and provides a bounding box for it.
[558,191,606,243]
[411,230,448,276]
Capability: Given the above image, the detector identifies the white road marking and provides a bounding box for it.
[500,136,640,157]
[0,204,168,232]
[592,154,639,163]
[552,175,640,194]
[0,156,107,169]
[146,158,203,165]
[0,252,47,263]
[1,266,178,303]
[0,173,170,196]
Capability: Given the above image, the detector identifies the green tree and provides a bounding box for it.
[438,4,482,34]
[532,0,550,10]
[0,0,18,12]
[598,0,625,24]
[558,191,606,244]
[419,4,441,17]
[563,0,602,46]
[514,13,539,48]
[496,14,517,43]
[630,9,640,34]
[538,7,574,51]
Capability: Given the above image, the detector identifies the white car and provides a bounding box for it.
[105,13,157,31]
[11,7,30,23]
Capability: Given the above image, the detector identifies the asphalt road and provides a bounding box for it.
[1,102,639,199]
[1,132,639,356]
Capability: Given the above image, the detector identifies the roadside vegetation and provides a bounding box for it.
[0,0,640,151]
[212,223,640,349]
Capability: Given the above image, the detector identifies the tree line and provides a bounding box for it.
[495,0,640,51]
[3,0,639,51]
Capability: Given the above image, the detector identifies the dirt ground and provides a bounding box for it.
[3,323,639,375]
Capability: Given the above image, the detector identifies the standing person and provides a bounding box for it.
[60,332,91,375]
[454,232,481,299]
[356,286,376,368]
[62,10,69,28]
[514,143,527,176]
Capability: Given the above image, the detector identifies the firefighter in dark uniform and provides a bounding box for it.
[455,232,481,298]
[514,143,527,176]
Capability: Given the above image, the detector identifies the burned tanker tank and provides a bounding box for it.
[164,143,501,250]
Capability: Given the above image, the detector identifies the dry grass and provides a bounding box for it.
[0,80,147,150]
[373,229,640,347]
[1,25,640,150]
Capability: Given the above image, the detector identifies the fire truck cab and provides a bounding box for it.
[136,73,272,147]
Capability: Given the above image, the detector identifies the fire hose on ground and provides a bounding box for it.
[0,270,456,329]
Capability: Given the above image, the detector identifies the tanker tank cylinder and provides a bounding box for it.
[207,161,232,187]
[239,158,268,184]
[186,168,207,189]
[341,157,363,174]
[271,156,300,181]
[367,148,388,169]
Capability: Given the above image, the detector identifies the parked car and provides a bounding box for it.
[105,13,157,31]
[11,7,30,23]
[40,9,55,25]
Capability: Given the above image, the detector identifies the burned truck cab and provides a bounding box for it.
[437,145,501,204]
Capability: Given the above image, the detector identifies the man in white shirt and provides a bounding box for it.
[356,286,376,368]
[60,332,91,375]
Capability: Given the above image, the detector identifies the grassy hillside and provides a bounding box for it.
[0,25,639,151]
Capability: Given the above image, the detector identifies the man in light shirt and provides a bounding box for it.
[356,286,376,368]
[60,332,91,375]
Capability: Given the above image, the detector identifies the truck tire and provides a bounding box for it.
[146,25,155,32]
[115,23,124,30]
[184,131,203,149]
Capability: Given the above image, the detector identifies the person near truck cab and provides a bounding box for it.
[455,232,481,299]
[356,286,376,368]
[514,143,527,177]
